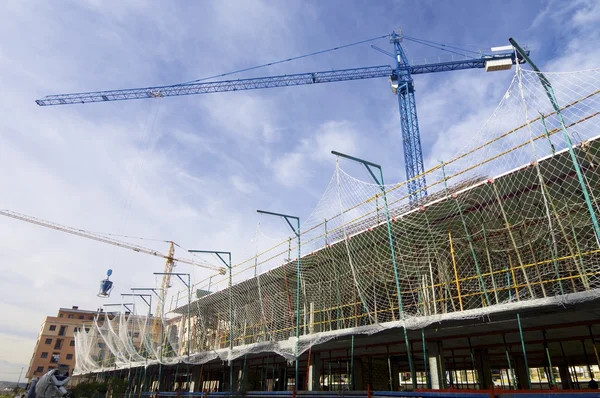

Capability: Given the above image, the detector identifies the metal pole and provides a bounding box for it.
[296,216,301,392]
[152,273,191,391]
[542,330,555,388]
[16,367,23,391]
[331,150,415,387]
[422,329,430,389]
[256,211,301,390]
[502,333,514,389]
[229,256,233,396]
[516,313,531,389]
[187,274,191,391]
[510,38,600,246]
[188,250,234,395]
[442,161,491,305]
[350,335,355,390]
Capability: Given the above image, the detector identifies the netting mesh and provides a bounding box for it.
[74,66,600,375]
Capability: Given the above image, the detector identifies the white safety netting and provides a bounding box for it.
[74,66,600,375]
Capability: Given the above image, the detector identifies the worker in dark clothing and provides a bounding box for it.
[589,378,598,389]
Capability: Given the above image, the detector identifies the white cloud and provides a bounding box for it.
[230,175,257,194]
[271,120,361,187]
[272,152,308,188]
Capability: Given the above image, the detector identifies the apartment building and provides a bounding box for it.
[26,306,97,381]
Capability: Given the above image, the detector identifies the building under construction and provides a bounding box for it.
[66,66,600,396]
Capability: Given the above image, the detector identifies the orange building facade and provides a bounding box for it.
[26,306,97,381]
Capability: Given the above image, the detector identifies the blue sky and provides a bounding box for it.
[1,0,599,382]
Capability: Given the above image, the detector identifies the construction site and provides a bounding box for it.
[13,33,600,398]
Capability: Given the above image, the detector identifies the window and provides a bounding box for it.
[59,314,63,318]
[70,340,75,347]
[35,366,44,374]
[41,352,48,359]
[58,326,66,336]
[67,314,74,319]
[44,338,52,344]
[133,332,140,338]
[49,325,56,331]
[50,353,59,363]
[78,315,84,319]
[54,339,63,350]
[89,316,94,320]
[66,354,73,360]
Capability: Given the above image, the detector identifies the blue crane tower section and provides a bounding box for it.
[35,32,527,202]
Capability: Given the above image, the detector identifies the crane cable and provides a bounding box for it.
[403,35,485,55]
[178,33,497,88]
[107,95,162,272]
[403,36,481,60]
[176,34,389,86]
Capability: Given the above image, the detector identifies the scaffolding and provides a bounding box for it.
[73,67,600,385]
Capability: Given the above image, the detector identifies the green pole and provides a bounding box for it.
[547,239,565,295]
[377,164,416,388]
[482,225,499,305]
[467,337,478,387]
[331,150,416,386]
[350,335,355,390]
[255,212,301,391]
[516,313,531,389]
[510,38,600,246]
[158,294,164,391]
[229,257,233,396]
[542,330,555,387]
[539,113,556,155]
[422,328,430,389]
[441,161,491,306]
[296,216,301,392]
[502,333,514,389]
[187,274,191,391]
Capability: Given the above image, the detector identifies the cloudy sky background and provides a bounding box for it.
[1,0,599,382]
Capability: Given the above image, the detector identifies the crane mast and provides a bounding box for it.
[159,242,176,317]
[390,31,426,201]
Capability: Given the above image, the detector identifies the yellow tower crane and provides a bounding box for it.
[0,210,226,320]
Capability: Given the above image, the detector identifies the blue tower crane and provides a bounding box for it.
[36,31,527,203]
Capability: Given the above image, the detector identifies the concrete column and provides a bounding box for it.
[475,349,493,390]
[233,365,246,392]
[559,366,573,390]
[307,352,321,391]
[513,355,530,390]
[391,363,401,391]
[190,366,202,392]
[353,358,365,390]
[275,367,286,391]
[427,341,446,389]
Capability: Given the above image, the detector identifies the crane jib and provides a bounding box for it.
[33,42,524,204]
[35,52,519,106]
[0,209,223,273]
